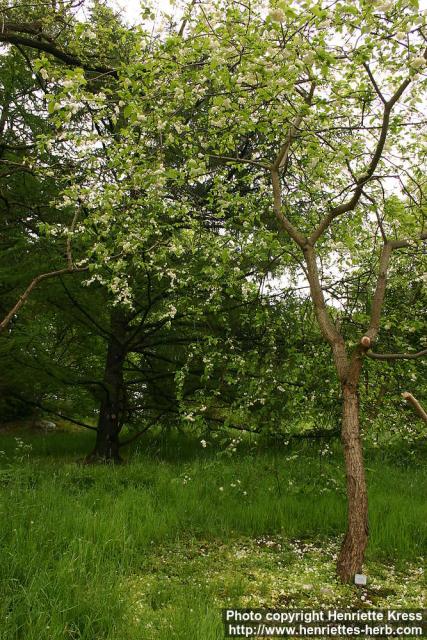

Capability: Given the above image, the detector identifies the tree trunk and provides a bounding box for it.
[337,384,369,582]
[87,311,128,463]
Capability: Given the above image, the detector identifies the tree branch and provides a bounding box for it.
[364,231,427,342]
[364,242,393,341]
[272,114,303,171]
[209,154,270,169]
[271,169,307,246]
[401,392,427,424]
[8,394,98,431]
[0,22,118,77]
[272,81,315,172]
[302,245,348,380]
[0,210,88,334]
[309,63,420,245]
[118,423,154,448]
[367,348,427,361]
[363,62,386,104]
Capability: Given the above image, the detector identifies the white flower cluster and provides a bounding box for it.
[375,0,394,12]
[410,56,427,70]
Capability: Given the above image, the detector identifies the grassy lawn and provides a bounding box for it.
[0,428,425,639]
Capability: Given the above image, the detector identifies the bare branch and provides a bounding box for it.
[272,114,303,171]
[0,266,86,334]
[364,231,427,342]
[367,348,427,361]
[402,392,427,423]
[365,242,393,341]
[8,393,98,431]
[0,211,87,334]
[208,154,270,169]
[271,169,306,247]
[303,245,348,379]
[363,63,386,104]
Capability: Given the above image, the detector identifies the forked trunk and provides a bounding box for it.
[337,384,369,582]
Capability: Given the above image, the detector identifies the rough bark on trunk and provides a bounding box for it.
[87,312,127,463]
[337,384,369,582]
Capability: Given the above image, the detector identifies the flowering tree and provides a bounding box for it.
[143,0,427,581]
[1,1,305,461]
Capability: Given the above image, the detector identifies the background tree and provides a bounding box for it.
[1,0,316,463]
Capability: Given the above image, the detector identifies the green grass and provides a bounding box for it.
[0,428,425,639]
